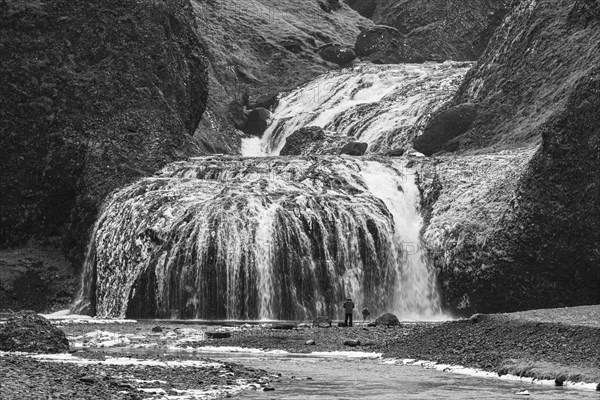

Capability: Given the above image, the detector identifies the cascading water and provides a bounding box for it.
[75,62,469,320]
[260,62,471,156]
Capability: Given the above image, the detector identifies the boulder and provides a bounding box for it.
[151,326,163,333]
[338,322,348,327]
[244,108,273,137]
[318,44,357,65]
[413,103,477,156]
[375,313,400,327]
[0,311,69,353]
[367,321,377,327]
[281,126,326,156]
[385,148,405,157]
[469,313,489,323]
[340,142,368,156]
[271,323,297,330]
[205,331,231,339]
[343,339,361,347]
[312,315,333,328]
[305,340,316,345]
[280,38,303,54]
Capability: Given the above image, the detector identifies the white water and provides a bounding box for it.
[260,62,471,156]
[75,62,473,321]
[360,161,442,319]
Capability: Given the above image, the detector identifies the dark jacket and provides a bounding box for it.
[343,300,355,314]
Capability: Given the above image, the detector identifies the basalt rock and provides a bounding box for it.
[340,142,368,156]
[312,316,333,328]
[318,44,357,65]
[0,311,69,353]
[280,127,326,156]
[206,331,231,339]
[0,0,209,267]
[375,313,400,327]
[343,339,360,347]
[413,103,477,155]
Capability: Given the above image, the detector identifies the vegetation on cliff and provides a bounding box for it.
[418,0,600,313]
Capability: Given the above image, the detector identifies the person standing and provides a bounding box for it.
[362,307,371,322]
[343,297,355,327]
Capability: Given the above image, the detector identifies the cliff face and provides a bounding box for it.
[0,0,209,306]
[346,0,511,61]
[191,0,371,152]
[418,0,600,313]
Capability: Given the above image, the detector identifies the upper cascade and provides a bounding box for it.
[261,62,471,156]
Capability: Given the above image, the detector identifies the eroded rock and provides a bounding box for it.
[375,313,400,327]
[0,311,69,353]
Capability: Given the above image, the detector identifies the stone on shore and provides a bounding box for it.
[375,313,400,327]
[206,331,231,339]
[0,311,69,353]
[272,323,297,330]
[344,339,360,347]
[305,340,316,345]
[312,316,332,328]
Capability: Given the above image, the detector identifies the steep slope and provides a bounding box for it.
[346,0,511,61]
[0,0,209,307]
[191,0,372,152]
[417,0,600,313]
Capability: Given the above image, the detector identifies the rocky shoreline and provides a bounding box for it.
[1,306,598,398]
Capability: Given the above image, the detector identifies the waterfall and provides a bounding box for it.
[75,62,468,321]
[261,62,471,156]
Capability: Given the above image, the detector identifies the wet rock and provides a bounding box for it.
[344,339,361,347]
[272,323,297,330]
[413,103,477,156]
[151,326,163,333]
[305,340,316,345]
[469,313,488,323]
[263,387,275,391]
[375,313,400,327]
[0,311,69,353]
[318,44,356,65]
[554,375,566,386]
[206,331,231,339]
[340,142,368,156]
[338,322,348,327]
[367,321,377,327]
[385,148,405,157]
[280,38,303,54]
[312,315,333,328]
[281,126,326,156]
[244,108,273,138]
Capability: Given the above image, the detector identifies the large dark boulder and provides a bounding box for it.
[244,108,273,137]
[413,103,477,155]
[318,44,357,65]
[0,0,209,265]
[312,316,333,327]
[375,313,400,327]
[0,312,69,353]
[340,142,368,156]
[280,126,326,156]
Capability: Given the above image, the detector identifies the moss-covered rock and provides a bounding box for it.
[0,0,209,265]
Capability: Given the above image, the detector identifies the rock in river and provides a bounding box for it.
[0,311,69,353]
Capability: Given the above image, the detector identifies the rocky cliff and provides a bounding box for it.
[417,0,600,313]
[346,0,511,62]
[191,0,371,152]
[0,0,209,308]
